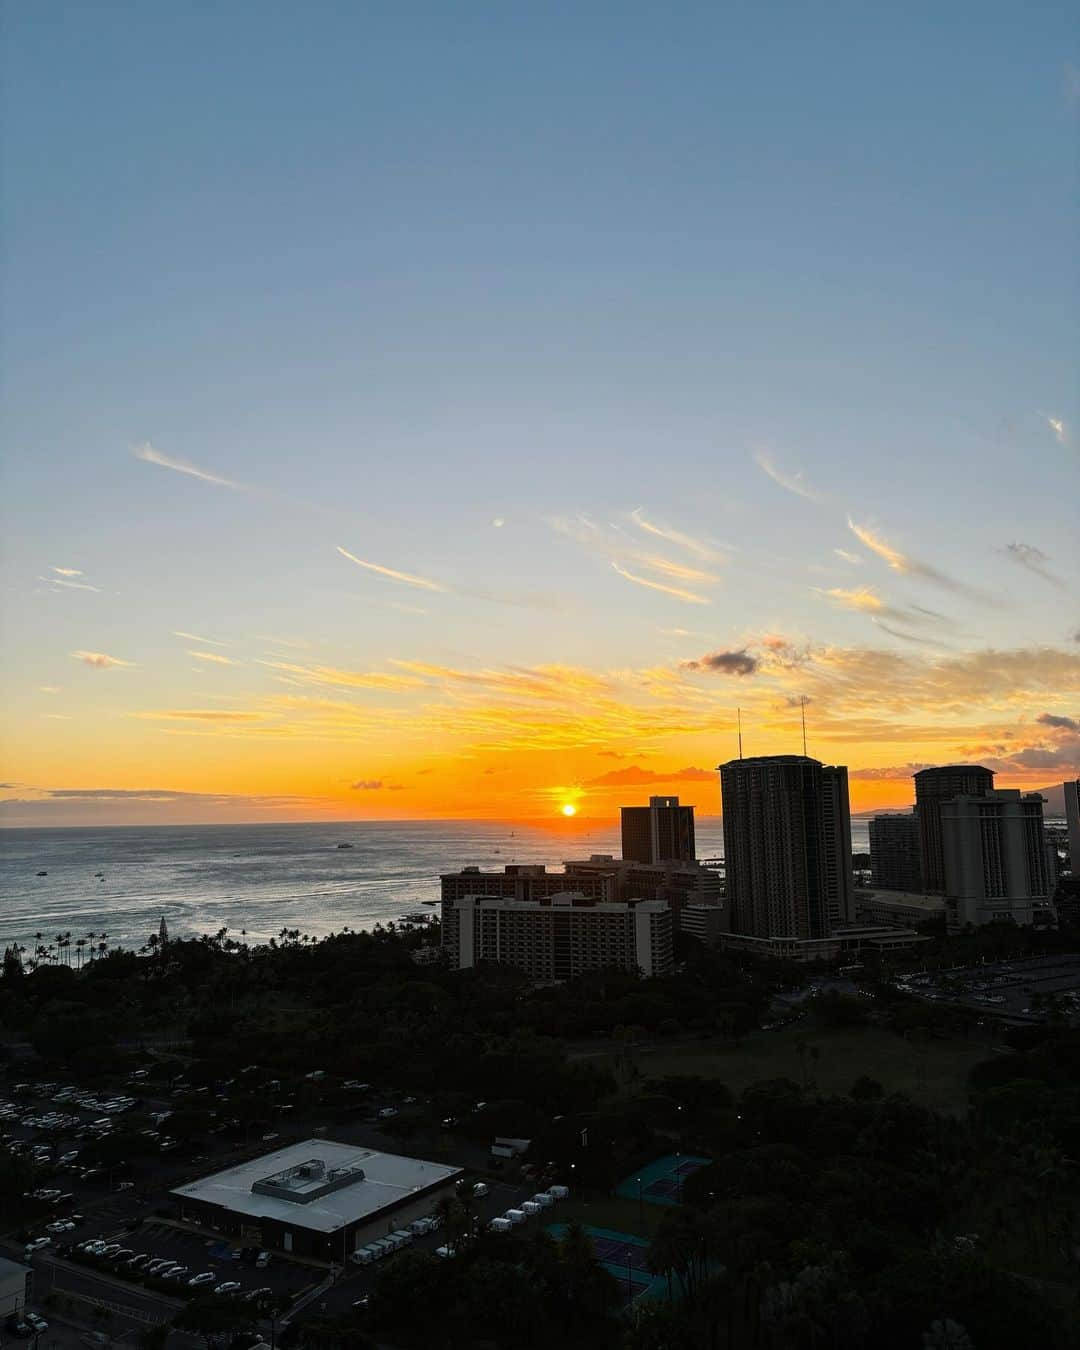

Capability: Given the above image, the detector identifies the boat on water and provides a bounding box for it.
[401,911,433,923]
[36,870,47,877]
[422,900,437,906]
[336,843,354,849]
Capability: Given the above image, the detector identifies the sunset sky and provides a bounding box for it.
[2,2,1078,828]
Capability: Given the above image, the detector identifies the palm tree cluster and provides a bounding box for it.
[14,929,110,972]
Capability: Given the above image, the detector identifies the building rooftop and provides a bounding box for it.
[857,890,946,911]
[0,1255,29,1278]
[171,1139,460,1233]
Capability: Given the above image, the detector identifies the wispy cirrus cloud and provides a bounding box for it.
[174,631,229,647]
[753,450,823,502]
[336,545,447,593]
[833,548,862,566]
[629,508,726,562]
[821,588,953,646]
[188,650,240,666]
[41,567,100,593]
[847,518,990,602]
[131,709,268,722]
[584,764,714,788]
[133,441,244,490]
[1003,542,1064,588]
[257,660,425,691]
[351,779,408,791]
[73,650,133,669]
[40,686,61,694]
[611,562,710,605]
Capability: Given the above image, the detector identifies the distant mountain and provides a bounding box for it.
[1036,783,1067,816]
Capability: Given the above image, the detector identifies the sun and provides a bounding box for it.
[560,803,577,817]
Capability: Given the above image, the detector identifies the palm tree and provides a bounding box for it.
[75,938,87,970]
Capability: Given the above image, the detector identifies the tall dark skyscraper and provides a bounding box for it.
[914,765,994,893]
[620,796,696,864]
[718,755,851,940]
[869,812,922,892]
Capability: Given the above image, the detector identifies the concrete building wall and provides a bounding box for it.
[914,766,994,893]
[621,797,696,864]
[942,791,1050,928]
[1066,780,1080,874]
[869,813,922,892]
[444,896,673,980]
[0,1260,31,1318]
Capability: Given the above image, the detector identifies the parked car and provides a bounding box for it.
[24,1314,48,1334]
[189,1272,216,1287]
[255,1251,271,1268]
[24,1237,51,1252]
[214,1281,241,1296]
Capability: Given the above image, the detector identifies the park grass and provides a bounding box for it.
[592,1023,990,1114]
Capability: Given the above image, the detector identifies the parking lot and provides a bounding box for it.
[897,953,1080,1023]
[61,1222,314,1304]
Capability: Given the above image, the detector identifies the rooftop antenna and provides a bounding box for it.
[800,696,808,757]
[737,707,743,760]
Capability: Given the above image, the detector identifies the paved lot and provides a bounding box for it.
[899,953,1080,1024]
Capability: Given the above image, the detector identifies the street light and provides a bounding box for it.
[636,1176,643,1225]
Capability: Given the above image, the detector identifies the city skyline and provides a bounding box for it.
[2,3,1078,827]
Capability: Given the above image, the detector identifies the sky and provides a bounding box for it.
[1,1,1078,828]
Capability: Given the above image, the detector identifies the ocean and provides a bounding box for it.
[0,817,870,955]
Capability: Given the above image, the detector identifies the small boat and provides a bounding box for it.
[37,870,47,877]
[422,900,437,906]
[402,911,432,923]
[336,843,354,850]
[94,871,104,878]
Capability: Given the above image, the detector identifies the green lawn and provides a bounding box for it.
[589,1023,990,1113]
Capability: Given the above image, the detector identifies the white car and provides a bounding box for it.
[377,1107,398,1119]
[188,1272,215,1287]
[214,1281,241,1296]
[24,1313,48,1334]
[25,1237,52,1252]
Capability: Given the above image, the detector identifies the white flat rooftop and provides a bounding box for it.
[172,1139,460,1233]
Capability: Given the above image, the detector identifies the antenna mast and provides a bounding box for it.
[737,707,743,760]
[800,697,807,757]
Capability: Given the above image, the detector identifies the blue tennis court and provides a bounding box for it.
[547,1223,666,1305]
[616,1152,710,1207]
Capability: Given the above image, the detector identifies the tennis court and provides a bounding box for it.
[615,1152,710,1207]
[547,1223,665,1305]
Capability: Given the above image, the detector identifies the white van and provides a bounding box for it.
[489,1217,512,1234]
[389,1230,413,1248]
[532,1192,554,1208]
[505,1209,527,1225]
[521,1201,541,1217]
[548,1185,569,1200]
[350,1248,375,1266]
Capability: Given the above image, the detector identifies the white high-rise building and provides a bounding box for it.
[941,790,1052,928]
[441,894,673,981]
